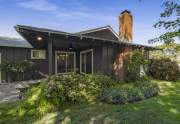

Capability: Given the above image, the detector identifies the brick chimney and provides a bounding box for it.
[119,10,133,42]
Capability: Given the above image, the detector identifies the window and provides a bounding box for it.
[31,50,46,59]
[80,49,93,74]
[56,52,76,74]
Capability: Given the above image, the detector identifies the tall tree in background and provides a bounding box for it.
[149,0,180,44]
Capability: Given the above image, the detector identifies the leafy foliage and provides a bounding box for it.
[149,58,180,81]
[45,73,116,105]
[125,50,150,82]
[9,73,116,116]
[150,43,180,65]
[0,60,34,81]
[149,0,180,44]
[100,79,159,104]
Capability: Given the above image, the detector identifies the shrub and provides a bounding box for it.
[45,74,88,105]
[125,50,150,82]
[100,80,159,104]
[18,73,116,115]
[135,80,159,98]
[45,73,116,105]
[149,58,180,81]
[0,60,34,81]
[11,73,116,116]
[100,88,128,104]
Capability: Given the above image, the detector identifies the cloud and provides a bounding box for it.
[18,0,58,11]
[55,10,116,21]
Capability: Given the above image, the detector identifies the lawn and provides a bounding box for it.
[0,80,180,124]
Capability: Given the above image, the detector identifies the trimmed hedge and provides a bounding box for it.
[149,58,180,81]
[100,81,159,104]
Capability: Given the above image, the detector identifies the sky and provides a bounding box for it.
[0,0,179,45]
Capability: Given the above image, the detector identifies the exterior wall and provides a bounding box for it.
[0,47,49,82]
[101,44,120,76]
[0,40,127,82]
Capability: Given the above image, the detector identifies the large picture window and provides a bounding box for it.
[55,52,76,74]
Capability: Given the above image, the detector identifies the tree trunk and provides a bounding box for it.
[113,47,132,82]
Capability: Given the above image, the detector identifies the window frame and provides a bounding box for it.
[55,51,76,74]
[31,49,47,59]
[80,49,94,74]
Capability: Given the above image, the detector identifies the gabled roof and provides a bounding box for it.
[75,25,120,40]
[15,25,160,50]
[0,36,33,48]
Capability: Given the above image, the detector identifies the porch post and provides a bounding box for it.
[48,34,53,75]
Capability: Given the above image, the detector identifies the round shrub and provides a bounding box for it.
[149,58,180,81]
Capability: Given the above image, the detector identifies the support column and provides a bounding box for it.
[48,34,53,75]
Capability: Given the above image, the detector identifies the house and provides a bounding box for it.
[0,10,157,82]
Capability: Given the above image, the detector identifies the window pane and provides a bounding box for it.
[80,50,93,74]
[39,51,46,58]
[33,51,39,58]
[86,52,92,74]
[57,53,66,73]
[81,53,86,73]
[67,53,75,72]
[32,50,46,59]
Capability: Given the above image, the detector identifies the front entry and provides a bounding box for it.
[80,49,93,74]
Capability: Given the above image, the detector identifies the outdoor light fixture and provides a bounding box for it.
[68,44,73,50]
[37,36,42,41]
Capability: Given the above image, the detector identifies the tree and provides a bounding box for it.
[149,0,180,44]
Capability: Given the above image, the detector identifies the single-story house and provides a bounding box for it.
[0,10,158,82]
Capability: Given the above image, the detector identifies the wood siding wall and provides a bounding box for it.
[0,40,125,82]
[0,47,49,82]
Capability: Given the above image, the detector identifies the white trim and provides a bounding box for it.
[78,26,120,40]
[31,49,46,59]
[80,49,94,74]
[55,51,76,74]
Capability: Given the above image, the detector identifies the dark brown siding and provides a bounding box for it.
[101,44,120,76]
[0,47,49,82]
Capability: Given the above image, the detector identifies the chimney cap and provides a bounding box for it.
[121,10,131,14]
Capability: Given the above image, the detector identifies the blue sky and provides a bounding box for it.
[0,0,178,45]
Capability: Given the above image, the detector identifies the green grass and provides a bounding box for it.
[0,80,180,124]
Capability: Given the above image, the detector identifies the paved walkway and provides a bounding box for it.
[0,80,41,103]
[0,83,20,103]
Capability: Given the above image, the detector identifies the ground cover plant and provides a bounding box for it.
[100,77,159,104]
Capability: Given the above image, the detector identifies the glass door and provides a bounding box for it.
[55,51,76,74]
[80,49,93,74]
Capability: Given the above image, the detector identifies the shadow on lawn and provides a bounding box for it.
[0,80,180,124]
